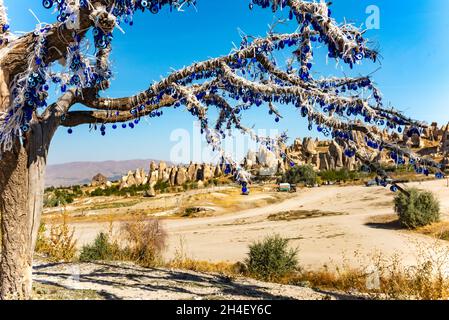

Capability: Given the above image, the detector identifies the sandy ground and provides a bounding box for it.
[67,180,449,271]
[32,259,345,300]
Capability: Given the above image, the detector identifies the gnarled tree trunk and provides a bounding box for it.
[0,135,49,300]
[0,67,53,300]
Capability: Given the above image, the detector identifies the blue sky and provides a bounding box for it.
[5,0,449,164]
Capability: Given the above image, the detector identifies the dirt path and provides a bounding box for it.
[68,180,449,270]
[32,259,345,300]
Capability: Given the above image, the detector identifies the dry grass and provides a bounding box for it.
[366,215,449,242]
[120,218,167,267]
[35,212,77,262]
[268,209,346,221]
[284,243,449,300]
[32,282,104,300]
[166,238,237,275]
[417,221,449,241]
[78,218,167,268]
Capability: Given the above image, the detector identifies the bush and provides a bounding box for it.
[35,218,77,262]
[319,168,361,182]
[280,165,317,186]
[394,188,440,229]
[120,219,167,267]
[79,232,120,262]
[245,234,298,281]
[44,188,76,207]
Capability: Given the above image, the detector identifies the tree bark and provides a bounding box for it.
[0,134,50,300]
[0,67,54,300]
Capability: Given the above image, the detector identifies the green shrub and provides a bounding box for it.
[280,165,317,186]
[394,188,440,229]
[43,188,76,207]
[320,169,350,182]
[79,232,120,262]
[245,234,298,281]
[79,219,167,268]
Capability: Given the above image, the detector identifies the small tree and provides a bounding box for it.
[394,188,440,229]
[280,165,317,186]
[245,234,298,281]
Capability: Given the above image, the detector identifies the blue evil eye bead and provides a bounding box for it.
[275,117,280,123]
[390,185,398,193]
[112,124,117,129]
[67,128,73,134]
[141,0,149,7]
[355,53,364,61]
[344,149,356,158]
[301,106,308,117]
[43,0,53,9]
[242,186,248,193]
[436,172,444,179]
[224,164,232,175]
[128,122,135,129]
[122,123,127,129]
[150,4,159,14]
[101,131,106,136]
[21,124,30,132]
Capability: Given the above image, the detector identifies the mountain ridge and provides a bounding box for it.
[46,159,172,187]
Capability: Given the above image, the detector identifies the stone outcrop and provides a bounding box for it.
[91,173,108,187]
[115,120,449,191]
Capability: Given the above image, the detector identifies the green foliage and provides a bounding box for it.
[280,165,317,186]
[319,168,362,182]
[394,188,440,229]
[44,189,76,207]
[79,232,120,262]
[245,234,298,281]
[79,219,167,268]
[90,184,150,197]
[153,180,170,193]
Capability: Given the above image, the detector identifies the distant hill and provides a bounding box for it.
[46,159,172,187]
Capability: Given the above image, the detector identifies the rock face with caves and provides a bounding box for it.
[115,161,226,190]
[242,121,449,173]
[96,122,449,189]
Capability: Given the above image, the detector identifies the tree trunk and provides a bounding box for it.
[0,138,48,300]
[0,68,52,300]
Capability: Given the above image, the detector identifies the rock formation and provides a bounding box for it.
[91,173,108,187]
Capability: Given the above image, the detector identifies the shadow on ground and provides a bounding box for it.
[33,261,332,300]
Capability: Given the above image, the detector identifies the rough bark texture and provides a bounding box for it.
[0,142,33,300]
[0,131,50,300]
[0,62,53,300]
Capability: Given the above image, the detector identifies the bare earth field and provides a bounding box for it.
[45,179,449,271]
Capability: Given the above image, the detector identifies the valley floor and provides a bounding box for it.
[65,179,449,271]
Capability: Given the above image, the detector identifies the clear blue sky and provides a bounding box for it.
[5,0,449,164]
